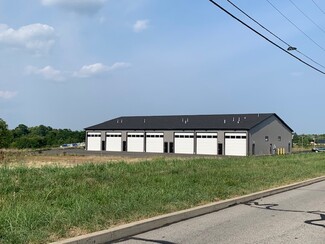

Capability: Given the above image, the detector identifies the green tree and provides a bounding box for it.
[13,136,46,149]
[0,118,12,148]
[30,125,52,137]
[8,122,85,149]
[292,133,313,148]
[12,124,29,138]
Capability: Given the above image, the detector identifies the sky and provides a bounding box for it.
[0,0,325,134]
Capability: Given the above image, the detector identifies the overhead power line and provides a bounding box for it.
[226,0,325,70]
[311,0,325,15]
[266,0,325,53]
[288,0,325,35]
[295,49,325,70]
[207,0,325,75]
[226,0,290,47]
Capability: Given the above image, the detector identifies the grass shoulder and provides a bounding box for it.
[0,152,324,243]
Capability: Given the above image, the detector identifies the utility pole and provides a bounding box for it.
[314,136,316,148]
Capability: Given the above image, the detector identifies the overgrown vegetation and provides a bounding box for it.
[0,153,324,243]
[0,119,84,149]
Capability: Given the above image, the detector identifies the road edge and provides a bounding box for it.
[52,175,325,244]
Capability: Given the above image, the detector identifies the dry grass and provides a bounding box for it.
[23,155,146,167]
[0,150,156,168]
[0,149,200,168]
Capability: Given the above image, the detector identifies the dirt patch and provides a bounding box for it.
[67,227,89,238]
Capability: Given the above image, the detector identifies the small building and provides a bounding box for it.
[84,113,293,156]
[315,139,325,146]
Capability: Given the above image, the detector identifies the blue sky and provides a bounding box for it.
[0,0,325,133]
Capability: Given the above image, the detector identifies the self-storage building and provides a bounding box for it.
[85,113,293,156]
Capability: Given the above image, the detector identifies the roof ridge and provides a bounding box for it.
[118,113,274,118]
[85,113,288,131]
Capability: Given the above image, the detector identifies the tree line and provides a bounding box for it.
[292,133,325,147]
[0,118,84,149]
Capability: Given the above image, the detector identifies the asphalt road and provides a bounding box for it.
[117,180,325,244]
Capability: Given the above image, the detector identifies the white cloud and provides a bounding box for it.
[0,91,17,99]
[108,62,131,71]
[73,62,131,78]
[26,65,65,81]
[75,63,107,77]
[0,23,56,53]
[41,0,106,15]
[25,62,130,81]
[133,19,149,33]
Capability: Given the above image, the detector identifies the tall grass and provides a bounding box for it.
[0,153,324,243]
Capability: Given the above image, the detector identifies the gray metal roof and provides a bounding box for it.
[85,113,293,132]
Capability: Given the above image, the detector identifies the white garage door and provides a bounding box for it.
[106,132,122,152]
[146,133,164,153]
[87,132,101,151]
[225,132,247,156]
[127,132,144,152]
[196,132,218,155]
[175,132,194,154]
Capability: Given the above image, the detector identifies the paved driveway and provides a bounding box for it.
[117,180,325,244]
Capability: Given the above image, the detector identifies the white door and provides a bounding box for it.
[225,132,247,156]
[127,132,145,152]
[175,132,194,154]
[87,132,101,151]
[106,132,122,152]
[196,132,218,155]
[146,133,164,153]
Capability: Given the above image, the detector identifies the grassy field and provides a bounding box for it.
[0,152,324,243]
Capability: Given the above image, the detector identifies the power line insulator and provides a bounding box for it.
[287,46,297,51]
